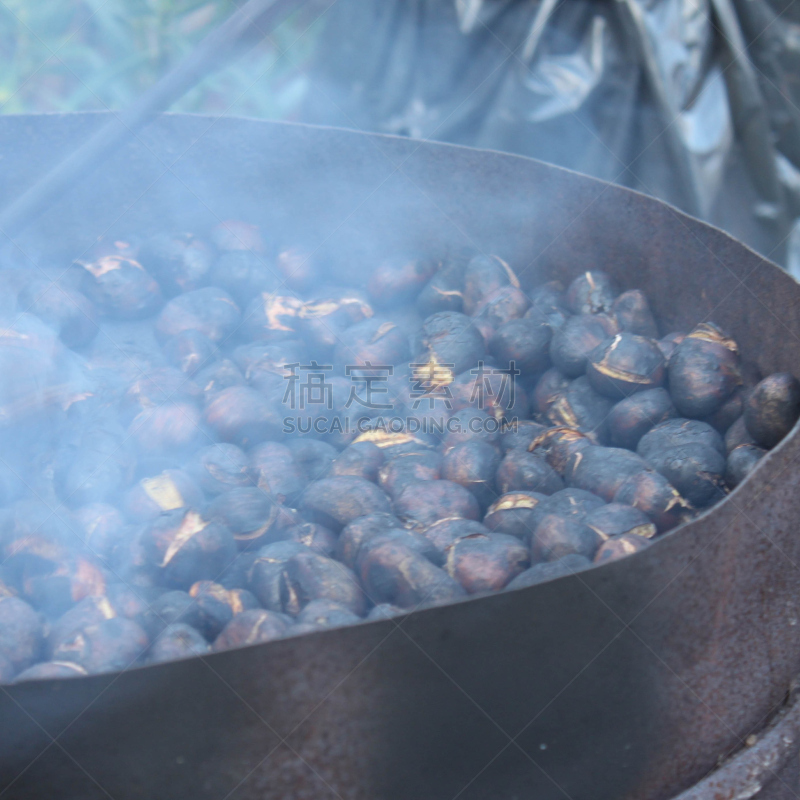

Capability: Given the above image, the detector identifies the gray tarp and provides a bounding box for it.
[301,0,800,273]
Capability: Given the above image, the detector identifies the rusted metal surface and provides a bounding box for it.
[0,113,799,800]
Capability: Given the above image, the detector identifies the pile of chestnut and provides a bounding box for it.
[0,223,797,683]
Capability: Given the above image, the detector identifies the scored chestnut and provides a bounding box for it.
[488,317,551,375]
[463,254,519,315]
[213,609,289,652]
[444,532,530,593]
[336,512,403,570]
[549,313,618,378]
[149,623,210,663]
[528,427,595,476]
[586,333,665,398]
[613,470,691,533]
[611,289,658,338]
[249,442,307,504]
[643,443,726,508]
[530,514,602,563]
[441,440,502,509]
[138,231,213,296]
[607,387,677,450]
[328,441,385,482]
[544,376,613,442]
[565,271,616,315]
[594,534,650,564]
[495,449,564,496]
[483,492,548,539]
[302,477,392,532]
[280,551,365,617]
[582,503,657,540]
[393,479,481,530]
[565,446,650,501]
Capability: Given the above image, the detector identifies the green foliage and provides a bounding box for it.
[0,0,321,117]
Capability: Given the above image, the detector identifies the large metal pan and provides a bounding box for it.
[0,112,799,800]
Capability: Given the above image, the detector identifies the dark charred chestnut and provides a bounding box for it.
[544,376,613,441]
[607,388,677,450]
[0,597,43,671]
[138,590,200,640]
[726,444,767,488]
[328,442,385,482]
[463,255,518,315]
[124,469,203,523]
[421,519,490,559]
[657,332,685,365]
[582,503,656,540]
[439,440,500,509]
[393,479,481,530]
[586,333,665,398]
[248,441,306,504]
[613,471,691,533]
[149,623,210,663]
[498,420,547,453]
[288,439,339,481]
[213,609,289,651]
[79,256,163,319]
[357,528,442,569]
[367,256,437,307]
[506,554,591,588]
[528,427,595,476]
[611,289,658,338]
[190,444,251,495]
[419,311,485,376]
[358,540,466,608]
[531,368,572,418]
[141,509,237,589]
[283,523,338,558]
[294,599,362,629]
[74,503,126,562]
[744,373,800,448]
[528,282,567,320]
[336,513,403,570]
[194,359,246,402]
[637,418,725,459]
[416,260,465,316]
[565,271,616,315]
[14,661,87,681]
[205,487,280,549]
[23,556,107,617]
[489,317,551,375]
[334,318,410,369]
[378,450,442,497]
[540,487,607,521]
[444,532,529,593]
[531,514,602,562]
[565,446,650,501]
[156,287,241,344]
[300,294,373,352]
[211,220,264,253]
[189,581,259,640]
[448,366,524,421]
[549,314,618,378]
[483,492,548,539]
[302,477,392,532]
[643,444,726,508]
[594,534,650,563]
[281,551,365,616]
[668,323,741,418]
[702,387,746,434]
[725,416,756,453]
[128,402,203,455]
[18,280,98,348]
[208,251,279,306]
[495,449,564,495]
[51,617,149,674]
[139,232,213,295]
[205,385,280,447]
[248,541,310,611]
[473,286,530,331]
[163,329,216,376]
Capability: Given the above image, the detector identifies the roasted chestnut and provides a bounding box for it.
[18,280,98,348]
[586,333,665,398]
[190,443,251,495]
[594,534,650,563]
[549,313,618,378]
[441,440,502,508]
[123,469,203,523]
[483,492,548,539]
[0,597,43,672]
[725,416,756,453]
[213,609,289,651]
[444,532,529,593]
[249,441,307,504]
[668,323,741,418]
[582,503,656,540]
[294,599,362,630]
[463,255,518,315]
[637,418,725,459]
[744,373,800,448]
[565,271,616,315]
[188,580,258,640]
[283,523,338,558]
[528,427,595,475]
[642,444,726,508]
[421,519,490,559]
[149,623,210,663]
[302,477,392,531]
[530,514,602,562]
[336,512,403,570]
[205,487,280,549]
[281,551,365,616]
[418,311,485,376]
[473,286,530,330]
[613,471,691,533]
[726,444,767,488]
[139,232,213,296]
[50,617,149,674]
[611,289,658,338]
[156,287,241,344]
[79,256,163,320]
[208,251,279,306]
[565,446,650,501]
[358,539,466,608]
[544,376,613,441]
[393,479,481,530]
[248,541,310,611]
[367,256,437,307]
[162,329,216,376]
[495,449,563,495]
[607,388,677,450]
[489,317,551,375]
[328,441,385,481]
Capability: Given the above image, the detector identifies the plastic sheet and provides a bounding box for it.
[301,0,800,271]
